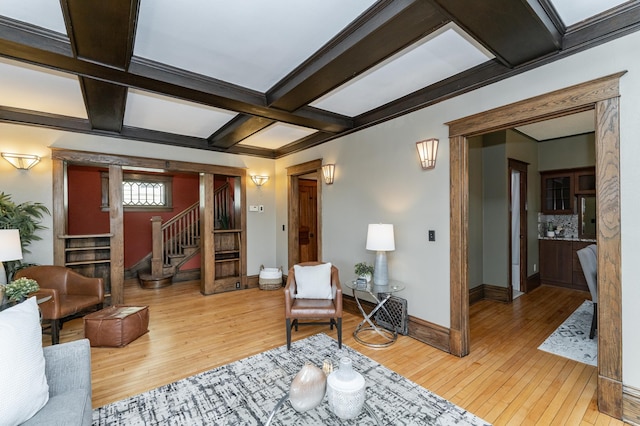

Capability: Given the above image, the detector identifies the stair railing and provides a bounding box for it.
[150,201,200,276]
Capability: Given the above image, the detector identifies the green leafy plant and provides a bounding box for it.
[0,192,50,278]
[354,262,374,277]
[5,277,39,302]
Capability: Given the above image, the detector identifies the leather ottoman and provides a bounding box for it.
[84,305,149,347]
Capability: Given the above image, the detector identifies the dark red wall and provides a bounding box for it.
[67,166,200,269]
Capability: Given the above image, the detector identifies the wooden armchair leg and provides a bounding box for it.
[286,318,292,350]
[337,318,342,349]
[51,319,61,345]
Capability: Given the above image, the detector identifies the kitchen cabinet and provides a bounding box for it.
[540,167,595,214]
[539,239,592,291]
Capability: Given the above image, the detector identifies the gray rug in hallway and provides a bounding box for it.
[538,300,597,366]
[93,333,490,425]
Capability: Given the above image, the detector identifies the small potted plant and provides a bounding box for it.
[5,277,39,303]
[354,262,374,283]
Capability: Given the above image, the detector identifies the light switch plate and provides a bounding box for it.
[249,205,259,212]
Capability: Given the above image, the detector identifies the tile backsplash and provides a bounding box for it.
[538,213,578,238]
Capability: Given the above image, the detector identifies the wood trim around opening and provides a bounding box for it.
[447,72,623,419]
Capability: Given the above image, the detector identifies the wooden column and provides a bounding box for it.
[596,96,623,418]
[52,158,66,266]
[109,165,124,305]
[150,216,163,277]
[200,173,215,295]
[449,135,469,357]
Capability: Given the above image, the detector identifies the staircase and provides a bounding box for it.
[138,182,234,288]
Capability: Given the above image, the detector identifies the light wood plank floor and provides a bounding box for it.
[50,280,627,425]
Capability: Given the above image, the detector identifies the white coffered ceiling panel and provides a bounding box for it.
[0,0,66,33]
[0,57,87,119]
[550,0,630,26]
[124,89,237,138]
[134,0,377,92]
[238,123,317,150]
[310,23,493,117]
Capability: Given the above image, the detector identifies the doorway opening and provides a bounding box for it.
[509,159,528,300]
[287,159,323,268]
[448,73,623,417]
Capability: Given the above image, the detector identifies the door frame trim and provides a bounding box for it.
[447,72,624,418]
[287,159,323,269]
[508,158,529,297]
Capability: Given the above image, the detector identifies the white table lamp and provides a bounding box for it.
[366,224,395,286]
[0,229,23,285]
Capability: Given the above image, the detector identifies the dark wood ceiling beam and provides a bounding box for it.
[432,0,561,67]
[0,105,235,153]
[562,1,640,49]
[0,105,91,132]
[208,115,275,149]
[80,79,127,132]
[0,36,351,133]
[61,0,135,133]
[274,132,335,157]
[61,0,139,69]
[0,17,71,57]
[267,0,447,111]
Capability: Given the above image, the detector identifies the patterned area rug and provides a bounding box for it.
[93,333,490,425]
[538,300,597,366]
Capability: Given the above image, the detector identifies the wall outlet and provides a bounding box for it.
[249,205,259,212]
[259,205,264,213]
[533,263,537,272]
[428,230,436,241]
[235,282,240,289]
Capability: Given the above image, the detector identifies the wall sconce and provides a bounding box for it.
[322,164,335,185]
[416,138,439,169]
[251,175,269,187]
[1,153,41,170]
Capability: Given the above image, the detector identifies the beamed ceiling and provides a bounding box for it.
[0,0,638,159]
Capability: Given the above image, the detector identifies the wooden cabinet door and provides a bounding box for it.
[541,171,574,214]
[539,239,572,285]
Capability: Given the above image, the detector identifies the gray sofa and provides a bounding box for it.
[22,339,92,426]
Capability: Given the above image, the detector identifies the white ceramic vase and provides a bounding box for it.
[289,362,327,412]
[326,357,365,419]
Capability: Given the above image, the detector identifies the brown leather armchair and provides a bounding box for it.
[284,261,342,350]
[15,266,104,345]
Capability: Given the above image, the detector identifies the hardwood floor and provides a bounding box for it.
[50,280,626,425]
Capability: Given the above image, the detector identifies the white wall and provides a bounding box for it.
[0,123,277,275]
[275,31,640,387]
[482,133,508,287]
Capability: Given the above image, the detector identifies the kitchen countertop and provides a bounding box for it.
[539,236,596,242]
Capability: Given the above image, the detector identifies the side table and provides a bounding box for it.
[345,280,405,348]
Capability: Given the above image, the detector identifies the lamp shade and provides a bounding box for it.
[251,175,269,186]
[0,229,23,262]
[322,164,335,184]
[416,138,438,169]
[2,153,41,170]
[366,224,395,251]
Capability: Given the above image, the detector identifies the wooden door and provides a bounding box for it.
[298,179,317,262]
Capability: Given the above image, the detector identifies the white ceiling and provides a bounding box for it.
[551,0,630,26]
[516,110,595,141]
[0,0,631,151]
